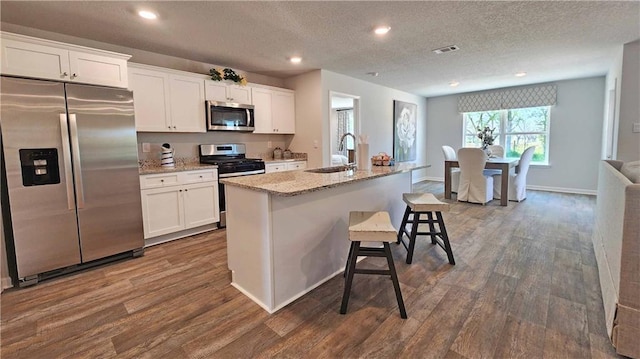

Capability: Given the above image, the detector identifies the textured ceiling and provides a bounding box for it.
[1,1,639,97]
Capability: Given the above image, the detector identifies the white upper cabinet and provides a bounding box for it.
[0,32,129,88]
[129,64,206,133]
[205,80,252,104]
[252,86,295,134]
[272,90,296,134]
[170,74,206,132]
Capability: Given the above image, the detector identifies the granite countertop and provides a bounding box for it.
[139,158,217,175]
[220,163,429,197]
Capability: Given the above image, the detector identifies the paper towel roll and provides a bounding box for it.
[357,144,370,170]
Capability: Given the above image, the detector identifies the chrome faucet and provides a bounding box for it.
[339,132,357,169]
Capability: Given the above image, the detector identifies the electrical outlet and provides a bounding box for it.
[633,123,640,133]
[267,141,272,148]
[142,143,150,153]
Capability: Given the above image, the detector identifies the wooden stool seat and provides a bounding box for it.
[402,193,450,212]
[397,193,456,265]
[341,211,407,319]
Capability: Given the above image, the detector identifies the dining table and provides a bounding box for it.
[444,157,519,206]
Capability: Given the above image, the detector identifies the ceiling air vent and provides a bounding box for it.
[433,45,460,54]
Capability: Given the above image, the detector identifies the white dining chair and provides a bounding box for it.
[457,148,494,205]
[441,145,460,193]
[493,146,536,201]
[487,145,504,158]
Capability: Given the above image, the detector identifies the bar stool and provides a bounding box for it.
[397,193,455,265]
[341,211,407,319]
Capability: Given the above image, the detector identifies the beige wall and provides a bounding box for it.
[285,71,323,168]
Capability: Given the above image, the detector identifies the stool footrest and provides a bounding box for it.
[354,268,391,276]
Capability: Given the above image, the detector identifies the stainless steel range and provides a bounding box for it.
[199,144,265,227]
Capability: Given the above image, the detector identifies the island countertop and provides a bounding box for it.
[220,163,429,196]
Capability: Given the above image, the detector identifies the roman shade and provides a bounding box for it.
[458,83,557,113]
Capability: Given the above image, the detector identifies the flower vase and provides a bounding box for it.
[482,146,492,157]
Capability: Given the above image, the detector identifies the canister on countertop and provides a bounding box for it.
[273,147,283,160]
[161,143,175,167]
[283,148,292,160]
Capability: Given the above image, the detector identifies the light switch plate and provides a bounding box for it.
[142,142,150,153]
[633,123,640,133]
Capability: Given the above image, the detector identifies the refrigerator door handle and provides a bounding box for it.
[59,114,75,210]
[69,114,85,209]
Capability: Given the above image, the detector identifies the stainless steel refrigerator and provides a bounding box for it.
[0,76,144,287]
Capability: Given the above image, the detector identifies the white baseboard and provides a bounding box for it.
[415,177,596,196]
[144,224,219,247]
[1,276,13,292]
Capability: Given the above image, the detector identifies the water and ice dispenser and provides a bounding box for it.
[19,148,60,186]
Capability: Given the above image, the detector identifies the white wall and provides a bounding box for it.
[617,40,640,162]
[285,71,323,167]
[286,70,427,174]
[602,46,623,160]
[425,76,606,194]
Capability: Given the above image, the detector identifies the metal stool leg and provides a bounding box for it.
[436,212,455,265]
[384,242,407,319]
[426,211,437,244]
[343,241,356,278]
[340,241,360,314]
[406,212,420,264]
[397,206,411,244]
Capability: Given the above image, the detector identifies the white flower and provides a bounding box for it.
[396,107,416,154]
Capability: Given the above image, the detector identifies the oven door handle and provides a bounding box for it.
[218,169,265,178]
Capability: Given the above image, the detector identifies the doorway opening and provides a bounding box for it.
[329,92,360,166]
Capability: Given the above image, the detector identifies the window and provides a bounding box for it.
[463,106,550,164]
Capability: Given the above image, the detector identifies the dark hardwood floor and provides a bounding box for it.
[1,181,625,358]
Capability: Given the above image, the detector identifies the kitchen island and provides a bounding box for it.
[221,163,428,313]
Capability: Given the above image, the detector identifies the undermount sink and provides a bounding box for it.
[305,165,351,174]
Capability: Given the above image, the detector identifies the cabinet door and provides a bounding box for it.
[286,161,307,171]
[1,38,70,81]
[204,80,228,102]
[68,51,128,88]
[141,187,185,239]
[129,67,172,131]
[272,90,296,134]
[183,182,219,229]
[227,85,252,104]
[252,87,273,133]
[169,74,206,132]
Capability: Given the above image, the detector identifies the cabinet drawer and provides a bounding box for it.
[286,161,306,170]
[265,163,286,173]
[140,173,180,189]
[181,169,217,183]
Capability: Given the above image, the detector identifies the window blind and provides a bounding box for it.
[458,83,557,112]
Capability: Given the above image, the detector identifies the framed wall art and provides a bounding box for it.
[393,100,417,162]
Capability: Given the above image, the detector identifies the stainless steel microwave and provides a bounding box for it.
[206,101,255,131]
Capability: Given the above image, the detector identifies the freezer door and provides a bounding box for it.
[0,77,81,278]
[65,84,144,261]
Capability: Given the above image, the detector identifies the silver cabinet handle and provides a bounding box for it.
[61,72,68,78]
[173,126,176,129]
[168,126,171,129]
[59,114,75,210]
[71,73,77,79]
[69,114,85,208]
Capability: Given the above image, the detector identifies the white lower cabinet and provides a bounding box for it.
[265,161,307,173]
[140,169,219,239]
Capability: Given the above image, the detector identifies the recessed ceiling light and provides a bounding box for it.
[289,56,302,64]
[138,10,158,20]
[515,72,527,77]
[374,26,391,35]
[449,81,460,87]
